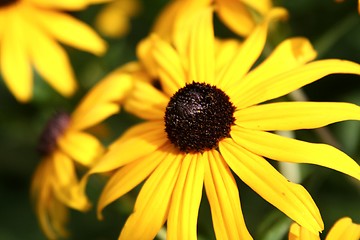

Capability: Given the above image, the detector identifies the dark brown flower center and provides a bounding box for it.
[37,112,70,156]
[165,82,236,153]
[0,0,17,7]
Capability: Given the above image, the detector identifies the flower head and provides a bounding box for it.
[83,7,360,239]
[0,0,107,102]
[31,71,132,239]
[289,217,360,240]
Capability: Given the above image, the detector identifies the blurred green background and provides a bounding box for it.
[0,0,359,239]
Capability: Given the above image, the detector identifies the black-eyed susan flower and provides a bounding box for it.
[95,0,141,38]
[82,7,360,239]
[289,217,360,240]
[152,0,272,39]
[0,0,108,102]
[31,71,132,239]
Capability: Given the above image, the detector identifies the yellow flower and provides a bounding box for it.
[0,0,107,102]
[83,7,360,240]
[289,217,360,240]
[31,71,132,239]
[95,0,141,38]
[152,0,272,39]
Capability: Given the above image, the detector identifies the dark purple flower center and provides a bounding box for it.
[165,82,236,153]
[0,0,17,7]
[37,112,70,156]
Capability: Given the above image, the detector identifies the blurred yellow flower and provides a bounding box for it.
[82,7,360,240]
[31,71,132,239]
[152,0,272,39]
[0,0,107,102]
[289,217,360,240]
[95,0,141,38]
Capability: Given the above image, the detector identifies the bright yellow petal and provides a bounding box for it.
[326,217,360,240]
[216,0,255,36]
[167,153,204,240]
[50,151,90,210]
[97,143,173,220]
[87,121,167,174]
[215,7,288,90]
[220,138,323,234]
[25,21,77,98]
[27,0,109,11]
[187,7,215,84]
[232,127,360,181]
[71,69,133,130]
[124,79,168,120]
[231,37,317,105]
[235,102,360,131]
[203,150,253,240]
[238,59,360,108]
[119,151,183,240]
[57,130,104,167]
[152,34,186,96]
[27,7,107,55]
[0,10,32,102]
[215,39,242,75]
[288,222,320,240]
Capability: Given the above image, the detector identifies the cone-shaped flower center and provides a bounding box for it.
[165,82,236,153]
[37,112,70,156]
[0,0,17,7]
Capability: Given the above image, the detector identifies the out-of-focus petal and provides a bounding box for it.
[124,79,168,120]
[0,10,32,102]
[203,150,252,240]
[71,69,133,130]
[288,222,320,240]
[27,0,110,11]
[241,0,272,14]
[167,153,204,240]
[152,34,187,96]
[25,20,77,98]
[119,151,183,240]
[27,7,107,55]
[220,138,323,234]
[235,102,360,131]
[232,127,360,181]
[97,144,174,220]
[326,217,360,240]
[57,130,104,167]
[237,59,360,108]
[216,0,255,36]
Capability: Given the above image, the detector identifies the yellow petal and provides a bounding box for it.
[97,143,173,220]
[57,130,104,167]
[238,59,360,108]
[124,79,168,120]
[220,138,323,234]
[326,217,360,240]
[232,37,317,106]
[235,102,360,131]
[216,7,288,90]
[216,0,255,36]
[71,69,133,130]
[50,151,90,210]
[25,21,77,98]
[241,0,272,15]
[215,39,242,75]
[28,0,109,11]
[0,10,32,102]
[87,121,167,174]
[119,151,183,240]
[152,34,186,96]
[167,153,204,240]
[203,150,253,240]
[288,222,320,240]
[28,7,107,55]
[187,7,215,84]
[232,127,360,181]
